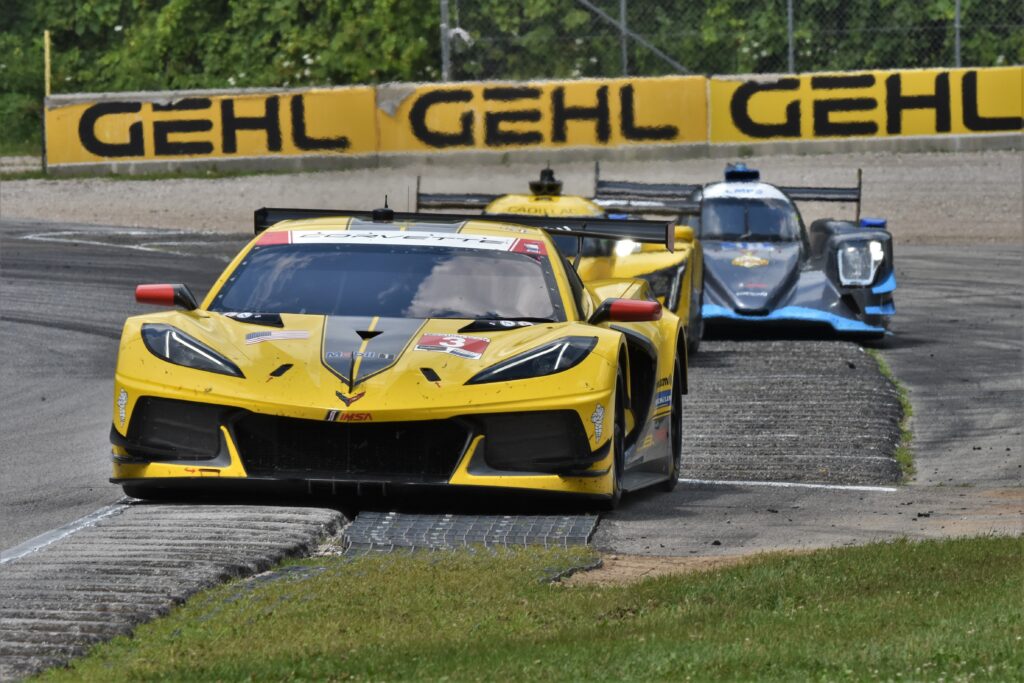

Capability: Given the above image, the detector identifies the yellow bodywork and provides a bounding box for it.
[483,193,703,334]
[111,217,683,501]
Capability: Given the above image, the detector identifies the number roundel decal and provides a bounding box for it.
[415,334,491,360]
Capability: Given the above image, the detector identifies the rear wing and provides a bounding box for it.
[592,162,863,220]
[253,208,676,253]
[777,169,863,221]
[413,176,498,211]
[592,162,701,216]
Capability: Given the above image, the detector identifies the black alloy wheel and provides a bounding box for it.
[600,372,626,510]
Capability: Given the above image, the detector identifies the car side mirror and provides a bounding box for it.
[135,284,198,310]
[589,298,662,325]
[674,225,695,243]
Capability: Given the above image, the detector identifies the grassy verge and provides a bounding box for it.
[39,536,1023,682]
[0,140,41,156]
[867,347,915,478]
[0,170,47,181]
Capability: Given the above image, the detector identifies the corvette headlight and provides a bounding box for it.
[637,263,684,309]
[141,324,244,378]
[838,240,885,286]
[466,337,597,385]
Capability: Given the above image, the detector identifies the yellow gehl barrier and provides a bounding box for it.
[711,67,1023,142]
[44,87,378,164]
[43,67,1021,169]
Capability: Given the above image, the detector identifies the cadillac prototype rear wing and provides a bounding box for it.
[592,161,701,216]
[253,208,676,253]
[592,177,701,215]
[413,177,499,211]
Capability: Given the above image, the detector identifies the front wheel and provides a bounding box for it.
[599,373,626,511]
[661,357,683,492]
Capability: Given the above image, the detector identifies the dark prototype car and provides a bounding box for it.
[594,163,896,338]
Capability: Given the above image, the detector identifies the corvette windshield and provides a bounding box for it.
[701,198,802,242]
[210,243,565,321]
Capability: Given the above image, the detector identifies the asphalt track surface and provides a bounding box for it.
[0,220,1019,550]
[1,218,1020,678]
[0,221,248,549]
[4,218,904,548]
[595,244,1022,555]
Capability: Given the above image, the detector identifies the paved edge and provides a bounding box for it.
[0,500,131,566]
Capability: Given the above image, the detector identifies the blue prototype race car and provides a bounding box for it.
[593,163,896,339]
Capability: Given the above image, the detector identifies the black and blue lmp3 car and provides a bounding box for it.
[593,163,896,339]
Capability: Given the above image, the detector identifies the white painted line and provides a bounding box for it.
[0,498,131,565]
[678,478,898,493]
[21,230,231,259]
[22,230,195,256]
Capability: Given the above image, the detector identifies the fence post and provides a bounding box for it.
[954,0,962,67]
[44,29,51,96]
[620,0,628,76]
[439,0,452,81]
[786,0,795,73]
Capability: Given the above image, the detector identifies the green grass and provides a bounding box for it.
[867,348,915,479]
[0,169,47,181]
[0,139,41,156]
[38,536,1023,682]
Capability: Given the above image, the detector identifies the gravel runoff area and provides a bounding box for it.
[2,150,1021,245]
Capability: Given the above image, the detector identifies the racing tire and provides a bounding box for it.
[599,373,626,511]
[661,357,684,492]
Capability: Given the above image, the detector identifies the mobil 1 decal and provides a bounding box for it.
[322,316,425,389]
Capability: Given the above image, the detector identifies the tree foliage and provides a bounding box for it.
[1,0,1020,151]
[449,0,1022,78]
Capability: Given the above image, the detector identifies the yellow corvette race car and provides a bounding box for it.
[110,208,688,508]
[417,169,705,353]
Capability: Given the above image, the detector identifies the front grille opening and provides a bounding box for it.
[479,411,592,473]
[233,414,469,482]
[125,397,232,460]
[841,294,862,316]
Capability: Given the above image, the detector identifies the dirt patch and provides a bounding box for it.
[564,553,762,586]
[916,487,1024,537]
